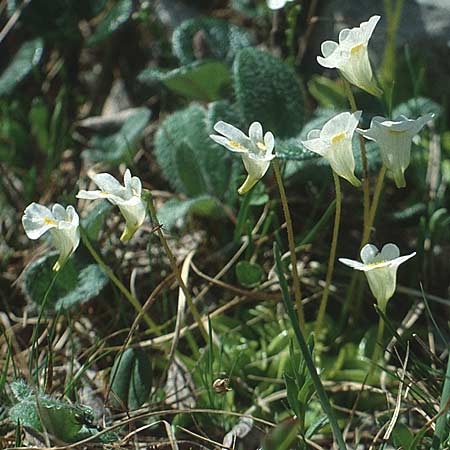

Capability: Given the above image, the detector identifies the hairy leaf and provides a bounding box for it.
[154,104,239,201]
[157,196,219,230]
[82,108,151,162]
[172,17,252,65]
[23,253,108,311]
[233,48,304,138]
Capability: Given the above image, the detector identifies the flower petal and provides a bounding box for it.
[91,173,124,194]
[22,203,56,240]
[338,258,366,270]
[214,121,249,144]
[301,137,328,156]
[249,122,264,143]
[380,243,400,261]
[360,244,379,264]
[388,252,416,268]
[264,131,275,153]
[210,134,249,153]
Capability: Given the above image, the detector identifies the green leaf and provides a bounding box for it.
[10,379,34,401]
[154,104,239,200]
[82,108,151,162]
[283,373,301,418]
[23,253,108,312]
[110,348,152,409]
[0,39,44,96]
[138,61,231,101]
[172,17,252,65]
[392,423,414,449]
[81,199,113,241]
[87,0,133,46]
[8,381,102,443]
[176,142,208,197]
[9,398,41,431]
[233,48,304,138]
[307,75,347,109]
[393,96,442,119]
[235,261,263,288]
[37,398,82,442]
[206,99,243,130]
[157,196,218,230]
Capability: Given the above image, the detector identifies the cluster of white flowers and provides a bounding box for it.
[21,15,428,310]
[207,15,429,309]
[22,169,146,271]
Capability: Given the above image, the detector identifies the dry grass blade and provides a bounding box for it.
[168,250,195,361]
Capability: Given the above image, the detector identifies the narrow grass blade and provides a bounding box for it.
[274,242,347,450]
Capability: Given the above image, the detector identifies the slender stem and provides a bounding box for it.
[146,194,209,344]
[272,159,306,334]
[362,166,387,245]
[29,270,60,381]
[432,348,450,449]
[343,79,371,245]
[274,244,347,450]
[370,312,385,379]
[315,171,341,338]
[80,228,160,334]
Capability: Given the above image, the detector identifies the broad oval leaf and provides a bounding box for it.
[138,61,231,101]
[233,48,305,138]
[109,348,152,410]
[23,253,108,312]
[82,108,151,162]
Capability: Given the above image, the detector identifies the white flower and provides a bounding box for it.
[301,111,362,186]
[77,169,146,242]
[22,203,80,271]
[267,0,294,10]
[317,15,382,97]
[339,243,415,311]
[357,113,435,188]
[210,121,275,195]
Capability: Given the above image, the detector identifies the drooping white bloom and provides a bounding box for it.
[267,0,294,10]
[317,15,382,97]
[357,113,435,188]
[210,121,275,195]
[22,203,80,271]
[339,243,416,311]
[77,169,146,242]
[301,111,362,186]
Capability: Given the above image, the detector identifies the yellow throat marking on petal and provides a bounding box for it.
[331,132,346,144]
[229,140,245,150]
[366,260,387,268]
[351,43,364,54]
[44,217,57,225]
[388,129,408,135]
[101,191,110,196]
[256,141,267,151]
